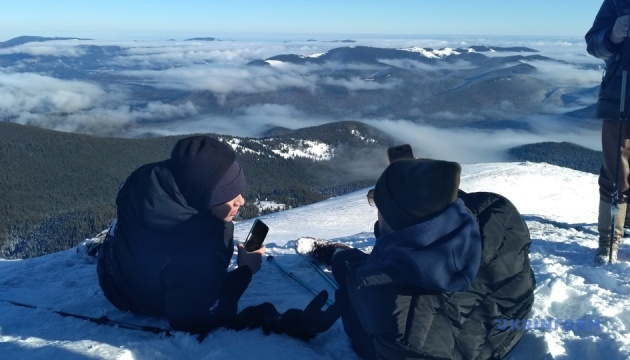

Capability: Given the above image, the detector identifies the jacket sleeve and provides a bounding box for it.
[586,0,622,60]
[210,265,253,325]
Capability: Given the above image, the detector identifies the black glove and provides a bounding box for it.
[274,290,343,341]
[226,302,282,332]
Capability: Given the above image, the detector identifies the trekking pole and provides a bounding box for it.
[267,256,334,306]
[610,16,630,263]
[303,255,339,289]
[1,299,173,336]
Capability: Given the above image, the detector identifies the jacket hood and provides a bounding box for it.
[116,160,221,233]
[368,198,482,292]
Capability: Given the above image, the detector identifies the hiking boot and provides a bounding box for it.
[296,237,352,265]
[593,245,618,264]
[76,229,108,258]
[594,200,625,265]
[311,241,352,265]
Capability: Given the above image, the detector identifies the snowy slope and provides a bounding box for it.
[1,161,629,360]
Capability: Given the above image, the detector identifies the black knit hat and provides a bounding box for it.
[170,135,242,211]
[374,158,461,231]
[210,161,245,207]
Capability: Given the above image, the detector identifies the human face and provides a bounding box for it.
[210,194,245,222]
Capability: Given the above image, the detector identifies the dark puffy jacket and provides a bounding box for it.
[97,152,250,335]
[341,191,535,360]
[586,0,630,119]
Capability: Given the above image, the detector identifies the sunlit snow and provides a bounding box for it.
[1,162,629,360]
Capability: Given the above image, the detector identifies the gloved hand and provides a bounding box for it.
[226,302,282,332]
[273,290,343,341]
[611,15,630,44]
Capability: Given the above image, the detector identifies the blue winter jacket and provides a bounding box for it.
[338,192,535,360]
[367,198,481,293]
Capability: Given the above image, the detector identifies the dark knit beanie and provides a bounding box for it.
[210,161,245,207]
[374,158,461,231]
[170,135,240,211]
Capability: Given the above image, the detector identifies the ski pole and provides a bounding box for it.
[303,256,339,289]
[1,299,173,336]
[267,255,333,306]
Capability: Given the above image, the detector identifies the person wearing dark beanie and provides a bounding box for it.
[96,135,265,337]
[291,156,533,360]
[367,158,480,293]
[170,135,245,213]
[373,158,461,231]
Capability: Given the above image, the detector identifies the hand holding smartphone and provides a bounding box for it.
[244,219,269,252]
[387,144,414,163]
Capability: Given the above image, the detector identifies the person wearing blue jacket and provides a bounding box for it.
[294,158,535,359]
[96,135,265,336]
[586,0,630,264]
[328,159,483,359]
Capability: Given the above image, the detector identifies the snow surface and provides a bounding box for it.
[1,161,630,360]
[271,140,331,160]
[398,46,461,58]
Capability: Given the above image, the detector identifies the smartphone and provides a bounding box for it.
[387,144,414,163]
[244,219,269,252]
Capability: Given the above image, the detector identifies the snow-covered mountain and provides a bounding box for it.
[1,161,628,360]
[0,36,599,137]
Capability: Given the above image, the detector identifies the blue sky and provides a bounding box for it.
[1,0,602,41]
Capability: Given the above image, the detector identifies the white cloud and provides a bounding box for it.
[363,118,600,165]
[0,72,107,114]
[429,111,483,121]
[378,58,476,72]
[118,63,319,96]
[0,36,604,143]
[320,76,402,91]
[524,60,602,87]
[0,43,87,57]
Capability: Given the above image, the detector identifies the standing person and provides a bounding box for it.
[96,135,265,336]
[280,158,535,359]
[586,0,630,264]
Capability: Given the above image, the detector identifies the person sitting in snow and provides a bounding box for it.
[96,135,265,336]
[276,158,536,359]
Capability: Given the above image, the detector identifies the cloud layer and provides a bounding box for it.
[0,36,603,162]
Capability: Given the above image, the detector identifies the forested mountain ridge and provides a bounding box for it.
[0,121,395,259]
[508,141,600,175]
